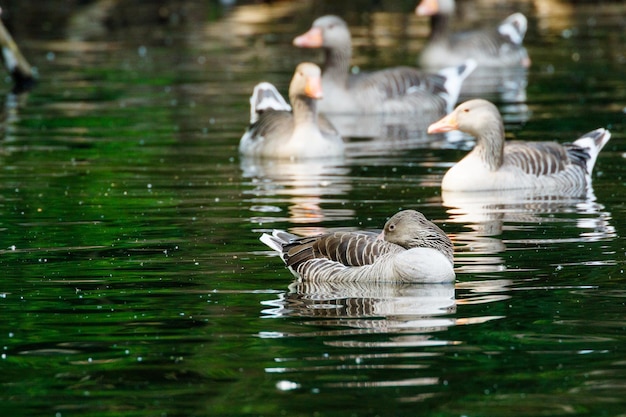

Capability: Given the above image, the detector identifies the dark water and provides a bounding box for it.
[1,1,625,416]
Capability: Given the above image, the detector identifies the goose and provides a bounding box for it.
[415,0,530,69]
[239,62,344,159]
[427,99,611,192]
[260,210,455,283]
[293,15,475,115]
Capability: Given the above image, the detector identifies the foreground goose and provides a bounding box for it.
[260,210,455,283]
[239,62,344,159]
[293,15,475,115]
[428,99,611,192]
[415,0,530,69]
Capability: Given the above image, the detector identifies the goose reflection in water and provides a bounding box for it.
[263,281,456,348]
[241,157,354,235]
[442,187,616,274]
[262,279,504,348]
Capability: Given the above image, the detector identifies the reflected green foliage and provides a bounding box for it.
[0,1,624,417]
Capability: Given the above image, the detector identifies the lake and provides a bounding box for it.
[0,1,625,416]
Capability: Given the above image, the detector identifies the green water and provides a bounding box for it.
[0,1,625,416]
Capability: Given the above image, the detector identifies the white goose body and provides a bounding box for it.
[239,63,344,160]
[260,210,455,283]
[428,99,611,192]
[293,15,475,115]
[416,0,530,69]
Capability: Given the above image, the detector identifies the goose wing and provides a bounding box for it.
[350,66,447,100]
[448,14,527,56]
[249,82,291,124]
[282,231,401,271]
[245,110,294,143]
[503,141,573,176]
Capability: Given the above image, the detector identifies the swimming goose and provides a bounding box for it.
[415,0,530,69]
[260,210,455,283]
[293,15,475,115]
[427,99,611,192]
[239,62,344,159]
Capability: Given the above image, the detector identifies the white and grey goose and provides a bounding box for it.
[415,0,530,69]
[239,62,344,159]
[260,210,455,283]
[428,99,611,192]
[293,15,475,115]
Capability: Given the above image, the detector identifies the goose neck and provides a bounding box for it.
[291,95,318,126]
[429,14,450,41]
[474,123,505,171]
[323,46,351,85]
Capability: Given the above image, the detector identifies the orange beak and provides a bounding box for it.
[293,27,323,48]
[427,114,458,134]
[415,0,439,16]
[304,76,323,99]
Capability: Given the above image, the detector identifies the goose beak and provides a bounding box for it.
[304,76,323,99]
[293,27,323,48]
[415,0,439,16]
[428,114,458,134]
[377,230,385,241]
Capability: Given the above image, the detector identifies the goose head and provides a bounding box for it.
[416,0,455,16]
[379,210,453,258]
[293,15,351,51]
[427,99,504,139]
[289,62,323,100]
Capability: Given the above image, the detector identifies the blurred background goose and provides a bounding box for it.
[428,99,611,193]
[293,15,475,116]
[261,210,455,283]
[415,0,530,69]
[239,62,344,159]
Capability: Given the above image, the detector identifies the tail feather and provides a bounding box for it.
[249,82,291,124]
[498,13,528,46]
[437,59,477,111]
[572,128,611,176]
[260,230,299,256]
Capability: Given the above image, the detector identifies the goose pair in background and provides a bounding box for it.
[240,15,475,160]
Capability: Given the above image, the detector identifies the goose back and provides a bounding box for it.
[294,15,474,115]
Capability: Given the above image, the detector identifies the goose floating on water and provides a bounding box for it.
[415,0,530,69]
[260,210,455,283]
[428,99,611,192]
[239,62,344,160]
[293,15,475,116]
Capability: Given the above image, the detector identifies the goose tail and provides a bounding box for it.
[573,128,611,176]
[260,230,298,256]
[437,59,477,111]
[249,82,291,124]
[498,13,528,46]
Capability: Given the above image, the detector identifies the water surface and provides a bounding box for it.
[1,1,625,416]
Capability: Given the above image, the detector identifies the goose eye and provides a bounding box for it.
[388,224,396,231]
[463,108,470,113]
